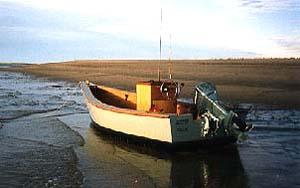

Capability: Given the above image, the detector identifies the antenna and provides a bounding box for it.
[158,8,162,81]
[168,34,172,80]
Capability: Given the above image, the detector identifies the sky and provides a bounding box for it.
[0,0,299,63]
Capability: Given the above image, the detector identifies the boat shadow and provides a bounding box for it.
[85,122,250,187]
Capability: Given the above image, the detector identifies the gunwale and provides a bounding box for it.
[81,81,175,118]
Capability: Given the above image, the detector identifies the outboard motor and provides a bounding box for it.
[193,82,252,132]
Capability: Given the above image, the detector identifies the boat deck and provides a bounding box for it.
[89,84,194,115]
[90,85,137,109]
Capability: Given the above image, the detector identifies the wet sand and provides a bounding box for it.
[0,119,83,187]
[4,59,300,109]
[0,71,299,187]
[0,72,85,187]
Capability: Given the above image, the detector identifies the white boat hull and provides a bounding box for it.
[81,82,238,147]
[86,100,173,142]
[86,100,212,143]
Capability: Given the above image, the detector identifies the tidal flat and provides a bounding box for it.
[6,59,300,108]
[0,61,300,187]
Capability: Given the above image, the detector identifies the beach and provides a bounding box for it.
[1,60,300,187]
[5,59,300,109]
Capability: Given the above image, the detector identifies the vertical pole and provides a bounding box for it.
[168,34,172,80]
[158,8,162,81]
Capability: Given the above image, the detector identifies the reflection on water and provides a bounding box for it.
[79,123,249,188]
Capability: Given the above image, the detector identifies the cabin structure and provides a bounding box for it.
[136,80,177,113]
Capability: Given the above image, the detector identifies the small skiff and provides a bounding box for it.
[81,80,252,150]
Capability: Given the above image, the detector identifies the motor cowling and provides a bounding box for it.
[193,82,252,133]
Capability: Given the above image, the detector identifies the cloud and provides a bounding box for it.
[0,0,299,62]
[241,0,263,8]
[239,0,300,12]
[272,34,300,55]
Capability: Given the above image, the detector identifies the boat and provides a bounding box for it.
[81,8,251,150]
[80,79,252,150]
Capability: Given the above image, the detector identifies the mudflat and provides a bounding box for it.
[5,59,300,108]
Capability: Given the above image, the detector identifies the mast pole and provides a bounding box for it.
[168,34,172,80]
[158,8,162,81]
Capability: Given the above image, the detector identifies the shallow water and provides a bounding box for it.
[0,71,299,187]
